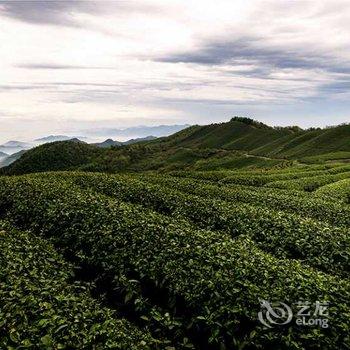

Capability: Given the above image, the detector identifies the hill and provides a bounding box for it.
[2,118,349,174]
[153,118,293,150]
[153,118,350,158]
[1,141,100,175]
[250,123,350,160]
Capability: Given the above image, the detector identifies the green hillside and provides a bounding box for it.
[252,124,350,159]
[156,118,293,150]
[2,141,100,175]
[157,118,350,160]
[2,118,349,175]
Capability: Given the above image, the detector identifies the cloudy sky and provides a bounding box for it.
[1,0,350,142]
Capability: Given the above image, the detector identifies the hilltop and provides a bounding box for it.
[154,118,350,159]
[2,118,349,175]
[2,141,100,175]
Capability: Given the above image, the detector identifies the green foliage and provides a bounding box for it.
[2,141,100,175]
[140,172,350,227]
[265,171,350,192]
[0,222,156,349]
[314,179,350,204]
[229,116,271,129]
[62,172,350,275]
[0,174,349,349]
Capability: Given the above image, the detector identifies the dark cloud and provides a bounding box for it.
[319,81,350,94]
[156,37,316,68]
[0,0,157,27]
[157,37,349,77]
[0,1,94,27]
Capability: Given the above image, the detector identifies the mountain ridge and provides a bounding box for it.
[2,118,349,175]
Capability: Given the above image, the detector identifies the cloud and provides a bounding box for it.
[0,0,159,27]
[15,63,110,70]
[0,0,90,27]
[0,0,350,140]
[157,37,350,77]
[319,81,350,95]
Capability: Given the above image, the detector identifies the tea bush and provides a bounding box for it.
[0,175,349,349]
[0,221,157,349]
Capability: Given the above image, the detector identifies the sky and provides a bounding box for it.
[0,0,350,142]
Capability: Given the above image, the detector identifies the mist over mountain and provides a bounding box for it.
[2,141,31,148]
[35,135,86,143]
[0,151,8,158]
[0,149,27,167]
[0,141,32,155]
[84,124,190,140]
[0,124,189,167]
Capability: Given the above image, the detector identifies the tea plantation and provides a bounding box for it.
[0,161,349,349]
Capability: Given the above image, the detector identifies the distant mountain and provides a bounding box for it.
[2,140,31,148]
[85,124,190,138]
[0,126,186,155]
[68,138,85,144]
[93,139,123,148]
[35,135,86,143]
[0,151,8,158]
[122,135,157,145]
[0,140,32,155]
[93,136,157,148]
[0,149,27,168]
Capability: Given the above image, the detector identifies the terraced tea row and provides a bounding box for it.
[315,179,350,204]
[265,172,350,192]
[0,175,349,349]
[0,222,157,349]
[58,172,350,276]
[167,165,350,192]
[138,174,349,226]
